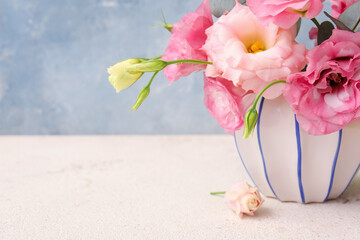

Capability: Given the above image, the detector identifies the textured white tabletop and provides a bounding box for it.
[0,135,359,240]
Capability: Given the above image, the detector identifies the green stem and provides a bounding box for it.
[151,55,162,60]
[166,59,213,65]
[146,71,159,88]
[311,18,321,28]
[210,191,226,195]
[242,80,286,139]
[251,80,286,109]
[160,9,172,33]
[352,17,360,32]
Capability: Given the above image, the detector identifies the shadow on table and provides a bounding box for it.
[253,206,272,218]
[339,172,360,203]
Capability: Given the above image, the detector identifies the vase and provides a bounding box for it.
[234,96,360,203]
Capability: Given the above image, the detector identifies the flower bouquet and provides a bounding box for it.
[107,0,360,204]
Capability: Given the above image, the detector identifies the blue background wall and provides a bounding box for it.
[0,0,330,134]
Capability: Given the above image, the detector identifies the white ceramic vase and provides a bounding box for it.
[234,96,360,203]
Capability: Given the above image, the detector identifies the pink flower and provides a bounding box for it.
[309,27,318,45]
[225,182,264,217]
[202,2,307,99]
[203,74,255,135]
[162,0,213,82]
[330,0,359,19]
[247,0,325,29]
[283,29,360,135]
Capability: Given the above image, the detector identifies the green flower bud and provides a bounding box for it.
[163,23,172,32]
[243,108,258,139]
[131,86,150,111]
[127,60,167,73]
[108,58,144,93]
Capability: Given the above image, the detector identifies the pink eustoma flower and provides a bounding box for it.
[247,0,324,29]
[283,29,360,135]
[330,0,359,19]
[203,74,255,134]
[202,1,307,99]
[309,27,318,45]
[162,0,213,82]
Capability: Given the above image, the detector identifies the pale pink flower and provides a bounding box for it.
[162,0,213,82]
[330,0,359,18]
[283,29,360,135]
[203,74,255,135]
[247,0,325,29]
[202,2,307,99]
[309,27,318,45]
[225,182,264,217]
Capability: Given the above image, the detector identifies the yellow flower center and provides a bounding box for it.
[293,9,307,16]
[248,41,265,54]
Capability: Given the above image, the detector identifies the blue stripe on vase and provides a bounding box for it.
[324,130,342,202]
[295,115,306,203]
[337,161,360,198]
[234,132,259,190]
[257,97,279,200]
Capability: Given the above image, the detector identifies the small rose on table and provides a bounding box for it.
[211,182,264,217]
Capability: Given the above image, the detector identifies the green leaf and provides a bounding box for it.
[317,21,335,45]
[339,1,360,32]
[209,0,245,18]
[324,12,352,32]
[296,18,302,36]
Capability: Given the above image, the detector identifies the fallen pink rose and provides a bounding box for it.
[225,182,264,217]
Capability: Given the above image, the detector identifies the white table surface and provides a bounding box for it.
[0,135,359,240]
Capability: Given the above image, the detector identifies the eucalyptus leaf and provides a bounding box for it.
[209,0,245,18]
[296,18,301,36]
[324,12,352,31]
[339,1,360,32]
[317,21,335,45]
